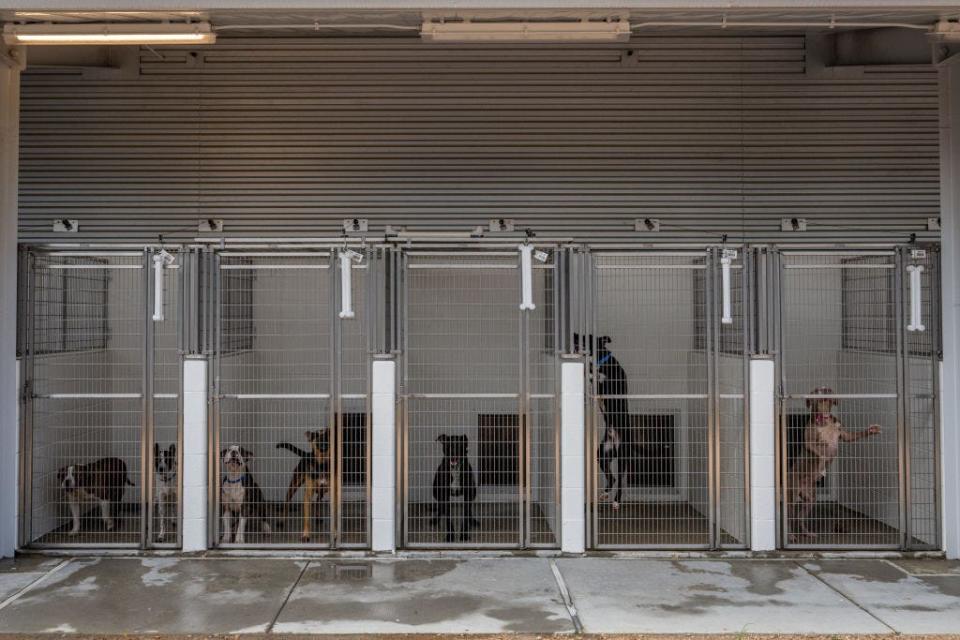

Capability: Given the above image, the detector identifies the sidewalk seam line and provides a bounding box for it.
[0,558,72,613]
[549,559,584,634]
[794,560,899,634]
[266,559,309,634]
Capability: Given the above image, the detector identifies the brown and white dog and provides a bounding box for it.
[220,445,272,544]
[57,457,134,536]
[788,387,881,540]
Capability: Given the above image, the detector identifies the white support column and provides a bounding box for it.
[749,358,777,551]
[0,50,24,559]
[371,358,396,552]
[561,360,585,554]
[939,58,960,559]
[182,357,208,551]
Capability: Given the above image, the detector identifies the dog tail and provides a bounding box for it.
[276,442,310,458]
[124,475,135,486]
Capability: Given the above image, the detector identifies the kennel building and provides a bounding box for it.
[3,8,959,556]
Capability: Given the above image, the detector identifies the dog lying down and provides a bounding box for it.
[788,387,881,541]
[58,457,134,536]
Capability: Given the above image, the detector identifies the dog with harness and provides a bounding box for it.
[575,333,630,510]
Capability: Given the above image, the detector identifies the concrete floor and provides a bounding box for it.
[0,555,958,635]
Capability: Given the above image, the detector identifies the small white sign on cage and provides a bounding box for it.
[533,249,549,263]
[720,249,737,325]
[152,249,175,322]
[519,244,536,311]
[339,249,363,319]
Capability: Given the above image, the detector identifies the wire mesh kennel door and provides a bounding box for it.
[20,248,182,549]
[401,248,559,549]
[212,248,371,549]
[587,249,749,550]
[776,247,940,550]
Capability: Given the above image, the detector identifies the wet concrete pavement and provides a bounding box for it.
[0,555,957,635]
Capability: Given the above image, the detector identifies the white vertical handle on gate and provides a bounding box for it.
[907,264,925,332]
[720,249,735,325]
[338,250,361,319]
[152,250,175,322]
[519,244,536,311]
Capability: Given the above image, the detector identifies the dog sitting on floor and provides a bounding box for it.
[575,332,631,510]
[220,445,273,544]
[432,434,479,542]
[58,457,134,536]
[276,429,331,543]
[153,443,178,542]
[787,387,882,541]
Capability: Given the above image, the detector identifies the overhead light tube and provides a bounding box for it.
[3,22,216,46]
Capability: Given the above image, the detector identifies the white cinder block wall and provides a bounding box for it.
[750,358,776,551]
[182,357,208,551]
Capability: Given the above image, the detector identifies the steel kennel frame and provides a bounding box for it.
[19,247,184,549]
[582,247,751,550]
[773,246,941,550]
[210,246,380,549]
[399,245,561,549]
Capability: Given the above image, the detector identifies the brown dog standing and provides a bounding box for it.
[788,387,881,540]
[277,429,331,542]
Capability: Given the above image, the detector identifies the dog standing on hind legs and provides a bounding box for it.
[432,434,479,542]
[788,387,882,541]
[277,429,331,543]
[575,333,630,510]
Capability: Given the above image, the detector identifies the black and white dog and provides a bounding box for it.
[432,434,479,542]
[153,443,178,542]
[575,333,630,510]
[220,445,272,544]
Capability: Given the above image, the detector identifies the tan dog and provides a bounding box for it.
[788,387,881,540]
[276,430,331,542]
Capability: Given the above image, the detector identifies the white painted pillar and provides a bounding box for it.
[561,360,585,553]
[182,357,208,551]
[371,358,396,552]
[749,358,777,551]
[939,59,960,559]
[0,50,24,559]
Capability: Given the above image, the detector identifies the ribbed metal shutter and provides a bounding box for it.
[17,36,941,244]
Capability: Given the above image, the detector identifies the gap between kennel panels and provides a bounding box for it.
[398,245,562,550]
[209,246,381,550]
[773,245,941,551]
[18,247,185,550]
[581,247,751,551]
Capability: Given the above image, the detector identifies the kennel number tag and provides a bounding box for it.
[533,250,549,263]
[721,248,738,260]
[911,249,927,260]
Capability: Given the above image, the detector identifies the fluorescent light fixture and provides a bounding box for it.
[3,21,215,45]
[421,19,630,43]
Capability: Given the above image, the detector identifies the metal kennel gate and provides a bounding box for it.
[211,247,378,548]
[400,246,560,548]
[585,248,750,549]
[774,246,940,550]
[19,247,183,549]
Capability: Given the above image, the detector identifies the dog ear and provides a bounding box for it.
[168,443,176,457]
[599,335,612,347]
[154,442,160,459]
[436,434,448,442]
[240,447,255,462]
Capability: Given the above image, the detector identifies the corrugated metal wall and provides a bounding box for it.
[17,35,941,244]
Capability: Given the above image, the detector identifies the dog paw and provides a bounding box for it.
[599,492,610,502]
[612,502,620,511]
[68,530,79,537]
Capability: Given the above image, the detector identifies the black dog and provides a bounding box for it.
[575,333,630,509]
[431,434,479,542]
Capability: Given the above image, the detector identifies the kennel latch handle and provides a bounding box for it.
[907,264,925,332]
[152,250,175,322]
[720,249,736,325]
[339,249,362,319]
[519,244,536,311]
